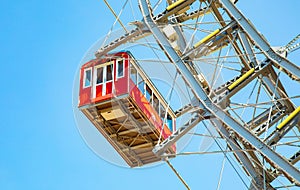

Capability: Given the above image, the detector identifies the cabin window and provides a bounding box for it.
[166,114,173,131]
[137,74,145,94]
[117,59,124,78]
[83,68,92,88]
[96,67,104,84]
[160,103,166,120]
[145,84,152,101]
[153,94,159,113]
[106,64,114,82]
[138,81,145,95]
[130,65,137,84]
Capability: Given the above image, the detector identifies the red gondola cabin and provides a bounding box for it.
[78,51,176,167]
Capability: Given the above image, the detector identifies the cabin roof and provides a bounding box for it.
[81,51,131,68]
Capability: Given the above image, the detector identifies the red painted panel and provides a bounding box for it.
[79,87,91,106]
[106,82,113,95]
[92,94,114,104]
[115,79,127,95]
[95,84,102,98]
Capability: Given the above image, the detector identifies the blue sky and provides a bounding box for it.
[1,0,299,189]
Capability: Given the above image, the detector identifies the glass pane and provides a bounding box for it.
[117,60,124,78]
[96,67,103,84]
[84,69,91,87]
[167,113,173,131]
[106,64,113,81]
[160,103,165,120]
[137,74,144,94]
[145,84,152,101]
[130,66,137,84]
[153,94,159,113]
[138,81,145,94]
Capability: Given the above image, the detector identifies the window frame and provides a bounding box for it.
[93,61,114,87]
[106,63,114,82]
[116,58,125,79]
[137,73,145,94]
[94,65,104,86]
[83,67,92,88]
[145,84,152,101]
[130,64,137,84]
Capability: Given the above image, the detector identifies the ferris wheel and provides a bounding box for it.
[74,0,300,189]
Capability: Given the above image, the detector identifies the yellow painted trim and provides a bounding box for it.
[277,106,300,130]
[193,29,220,48]
[228,68,255,91]
[166,0,186,11]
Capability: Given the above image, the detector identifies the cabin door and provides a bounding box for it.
[93,62,114,98]
[103,63,114,96]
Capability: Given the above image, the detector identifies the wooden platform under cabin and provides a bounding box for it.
[81,96,175,167]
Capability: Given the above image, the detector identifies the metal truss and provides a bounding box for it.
[137,0,300,188]
[96,0,300,189]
